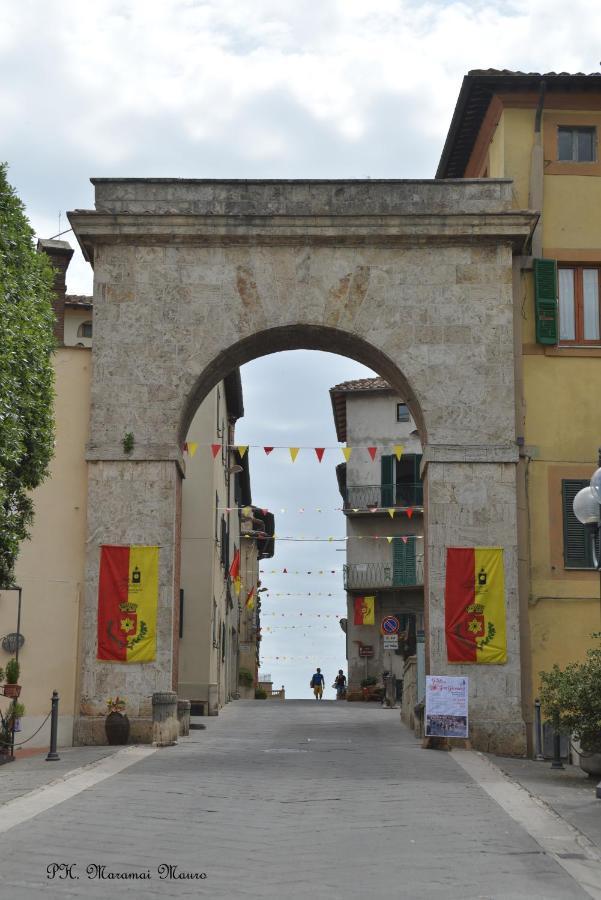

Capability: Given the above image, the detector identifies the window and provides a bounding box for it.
[558,267,601,344]
[558,126,596,163]
[562,479,598,569]
[77,321,93,338]
[396,403,410,423]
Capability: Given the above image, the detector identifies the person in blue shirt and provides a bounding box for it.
[310,668,325,700]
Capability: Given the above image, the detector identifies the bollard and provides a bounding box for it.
[551,720,564,770]
[46,691,60,761]
[534,699,544,761]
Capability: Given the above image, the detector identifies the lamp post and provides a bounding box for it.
[572,450,601,799]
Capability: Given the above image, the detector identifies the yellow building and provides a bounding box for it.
[438,70,601,737]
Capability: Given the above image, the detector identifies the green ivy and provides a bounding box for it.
[0,164,55,588]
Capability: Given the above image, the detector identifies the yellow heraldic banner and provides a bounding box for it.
[445,547,507,664]
[98,545,159,662]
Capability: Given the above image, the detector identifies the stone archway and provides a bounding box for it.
[69,178,535,753]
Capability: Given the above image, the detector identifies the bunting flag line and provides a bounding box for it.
[97,545,159,663]
[183,443,410,462]
[215,505,421,514]
[445,547,507,665]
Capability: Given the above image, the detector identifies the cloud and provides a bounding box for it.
[3,0,601,292]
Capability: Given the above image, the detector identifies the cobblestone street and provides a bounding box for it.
[1,701,599,899]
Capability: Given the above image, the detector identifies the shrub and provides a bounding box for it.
[254,688,267,699]
[5,658,20,684]
[539,634,601,753]
[239,667,254,687]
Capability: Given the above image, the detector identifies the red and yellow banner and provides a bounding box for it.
[445,548,506,664]
[98,545,159,663]
[354,595,375,626]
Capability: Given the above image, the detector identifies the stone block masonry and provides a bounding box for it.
[68,179,536,754]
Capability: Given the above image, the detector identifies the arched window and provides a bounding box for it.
[77,321,93,338]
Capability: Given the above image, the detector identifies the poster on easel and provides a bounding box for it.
[425,675,468,738]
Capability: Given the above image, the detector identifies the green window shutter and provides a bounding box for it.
[562,479,595,568]
[381,454,394,506]
[533,258,558,345]
[392,537,416,586]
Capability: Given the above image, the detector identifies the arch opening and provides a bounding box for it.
[178,324,426,447]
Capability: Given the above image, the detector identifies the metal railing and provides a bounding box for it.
[344,549,424,590]
[343,483,423,511]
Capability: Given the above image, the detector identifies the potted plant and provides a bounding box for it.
[105,696,130,745]
[7,701,25,732]
[360,676,377,700]
[3,659,21,699]
[539,635,601,776]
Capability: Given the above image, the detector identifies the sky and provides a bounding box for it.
[3,0,601,697]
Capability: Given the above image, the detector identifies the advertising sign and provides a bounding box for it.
[425,675,469,739]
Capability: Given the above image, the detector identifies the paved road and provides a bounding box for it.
[0,701,594,899]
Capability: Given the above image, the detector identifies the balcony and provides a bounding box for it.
[344,543,424,590]
[343,483,423,512]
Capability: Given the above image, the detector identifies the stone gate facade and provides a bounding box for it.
[69,178,535,754]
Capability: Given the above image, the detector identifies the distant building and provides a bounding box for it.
[330,378,425,716]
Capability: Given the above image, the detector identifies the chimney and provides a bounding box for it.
[36,239,74,346]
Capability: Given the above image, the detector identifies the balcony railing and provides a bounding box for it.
[344,545,424,590]
[343,483,423,511]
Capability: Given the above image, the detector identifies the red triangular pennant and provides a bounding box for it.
[183,442,188,453]
[211,443,220,458]
[407,508,414,519]
[315,448,325,462]
[264,447,274,455]
[367,447,377,461]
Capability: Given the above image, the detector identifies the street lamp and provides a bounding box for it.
[572,454,601,799]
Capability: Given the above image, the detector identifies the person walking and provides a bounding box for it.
[310,667,325,700]
[334,669,347,700]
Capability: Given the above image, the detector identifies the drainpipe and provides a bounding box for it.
[529,81,546,258]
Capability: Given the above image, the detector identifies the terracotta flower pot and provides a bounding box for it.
[3,684,21,699]
[105,712,130,745]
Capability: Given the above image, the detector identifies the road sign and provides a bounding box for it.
[358,645,374,657]
[381,615,400,635]
[383,634,399,650]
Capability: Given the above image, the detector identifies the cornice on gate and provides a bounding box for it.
[67,211,537,263]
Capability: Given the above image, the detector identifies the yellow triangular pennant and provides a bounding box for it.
[188,442,198,457]
[342,447,352,462]
[388,508,395,519]
[289,447,300,463]
[394,444,404,461]
[387,536,393,544]
[236,445,248,458]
